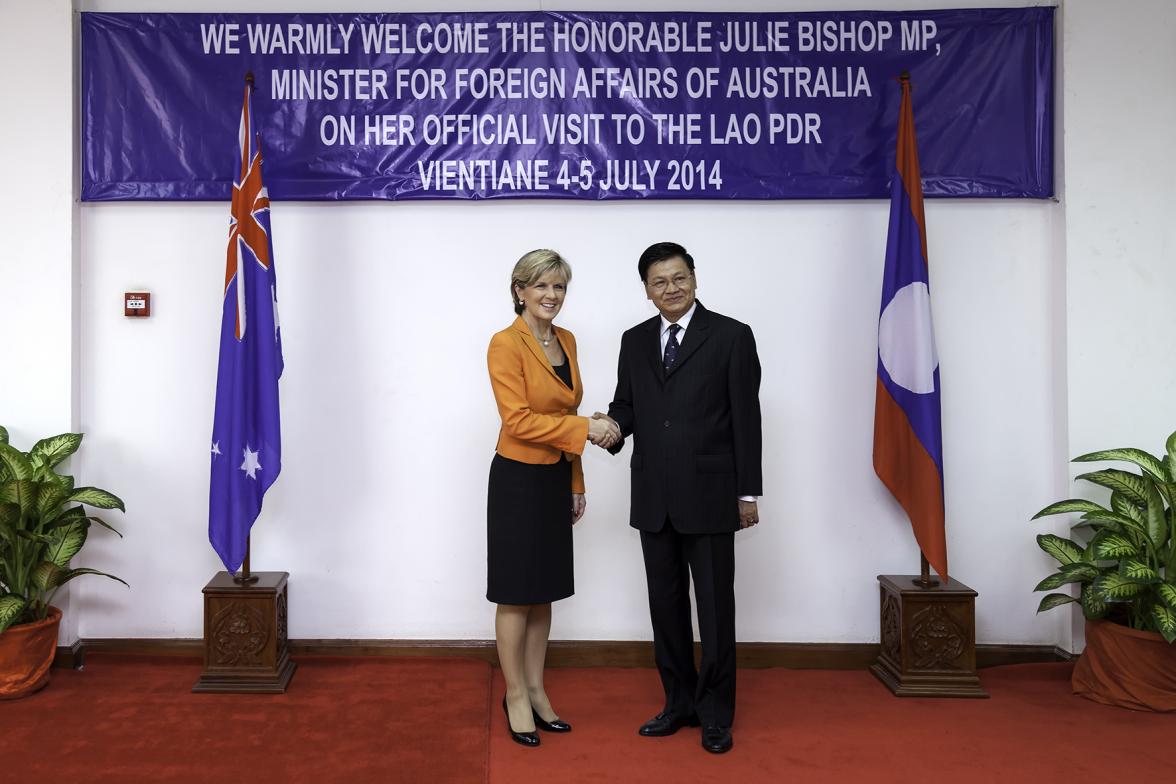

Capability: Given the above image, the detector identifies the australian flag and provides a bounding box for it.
[873,73,948,580]
[209,76,283,573]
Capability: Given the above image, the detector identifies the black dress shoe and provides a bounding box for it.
[502,697,540,747]
[532,709,572,732]
[701,726,733,754]
[638,710,701,737]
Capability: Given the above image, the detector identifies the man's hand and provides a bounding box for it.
[572,493,586,524]
[738,500,759,529]
[588,412,621,449]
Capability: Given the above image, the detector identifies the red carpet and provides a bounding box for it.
[489,664,1174,783]
[2,657,1172,782]
[0,655,491,783]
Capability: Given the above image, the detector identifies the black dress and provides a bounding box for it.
[486,359,575,605]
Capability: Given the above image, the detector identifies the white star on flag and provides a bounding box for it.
[211,441,222,456]
[240,445,262,480]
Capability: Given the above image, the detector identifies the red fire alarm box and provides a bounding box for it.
[125,292,151,317]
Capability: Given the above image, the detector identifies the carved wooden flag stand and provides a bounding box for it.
[870,556,987,698]
[193,539,296,694]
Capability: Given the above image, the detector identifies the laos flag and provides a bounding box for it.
[209,75,284,573]
[873,74,947,580]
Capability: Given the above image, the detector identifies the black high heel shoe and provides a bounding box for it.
[532,708,572,733]
[502,697,540,747]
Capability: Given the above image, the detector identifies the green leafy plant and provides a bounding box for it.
[0,425,126,634]
[1032,430,1176,643]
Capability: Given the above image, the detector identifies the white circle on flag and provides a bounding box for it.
[879,282,939,394]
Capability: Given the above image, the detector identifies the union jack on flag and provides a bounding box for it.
[209,74,284,573]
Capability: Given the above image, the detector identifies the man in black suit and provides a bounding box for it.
[599,242,762,754]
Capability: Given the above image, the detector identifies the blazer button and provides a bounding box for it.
[663,420,670,428]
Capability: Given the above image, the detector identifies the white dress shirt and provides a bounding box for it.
[660,303,757,504]
[660,301,698,356]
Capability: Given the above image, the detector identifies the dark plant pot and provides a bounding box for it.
[1072,619,1176,712]
[0,606,62,700]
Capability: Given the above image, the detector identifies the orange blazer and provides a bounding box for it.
[487,316,589,493]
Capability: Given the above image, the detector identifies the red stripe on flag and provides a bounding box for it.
[896,78,928,266]
[873,376,948,579]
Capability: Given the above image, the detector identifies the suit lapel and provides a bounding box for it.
[512,316,560,383]
[665,302,712,378]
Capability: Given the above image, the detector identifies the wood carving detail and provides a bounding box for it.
[276,590,289,658]
[881,593,901,662]
[910,605,966,670]
[211,602,270,666]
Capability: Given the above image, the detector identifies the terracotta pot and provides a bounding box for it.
[0,606,62,700]
[1072,618,1176,712]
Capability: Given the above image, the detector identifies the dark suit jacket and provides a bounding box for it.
[608,302,762,534]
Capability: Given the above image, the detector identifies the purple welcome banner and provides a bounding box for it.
[81,9,1053,201]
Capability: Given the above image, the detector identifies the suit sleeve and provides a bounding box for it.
[571,455,585,494]
[606,334,633,455]
[729,323,763,496]
[488,333,589,454]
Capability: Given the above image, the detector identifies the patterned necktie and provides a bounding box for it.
[663,324,681,372]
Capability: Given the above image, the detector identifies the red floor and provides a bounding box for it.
[491,663,1173,783]
[1,655,490,783]
[2,656,1171,783]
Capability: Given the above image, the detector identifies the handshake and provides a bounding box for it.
[587,411,621,449]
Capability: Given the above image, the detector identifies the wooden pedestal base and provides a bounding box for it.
[870,574,988,698]
[193,571,296,694]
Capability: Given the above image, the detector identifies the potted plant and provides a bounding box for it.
[0,425,125,699]
[1032,430,1176,711]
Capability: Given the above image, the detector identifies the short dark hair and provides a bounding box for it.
[638,242,695,282]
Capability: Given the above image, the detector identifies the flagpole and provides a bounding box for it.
[896,69,940,592]
[230,68,261,588]
[234,536,259,584]
[907,71,939,592]
[913,553,938,589]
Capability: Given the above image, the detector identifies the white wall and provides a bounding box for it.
[0,0,76,477]
[76,196,1064,645]
[15,0,1154,649]
[0,0,80,643]
[1062,0,1176,651]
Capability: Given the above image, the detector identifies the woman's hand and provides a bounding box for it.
[588,413,621,448]
[572,493,586,523]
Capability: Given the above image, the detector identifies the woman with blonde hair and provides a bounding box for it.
[486,249,618,747]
